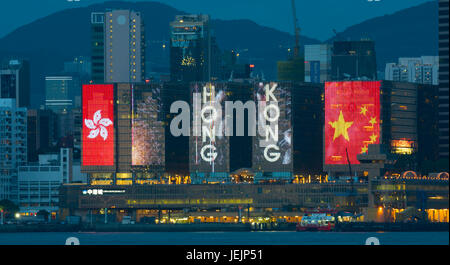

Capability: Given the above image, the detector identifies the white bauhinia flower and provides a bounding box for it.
[84,110,113,141]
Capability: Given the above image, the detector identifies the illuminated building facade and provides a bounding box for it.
[81,84,165,185]
[324,80,440,176]
[252,82,293,182]
[189,82,230,183]
[169,15,221,82]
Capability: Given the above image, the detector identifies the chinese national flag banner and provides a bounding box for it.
[325,81,381,165]
[82,84,115,166]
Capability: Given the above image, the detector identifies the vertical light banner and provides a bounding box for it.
[190,82,229,173]
[325,81,381,165]
[82,84,115,166]
[132,85,165,166]
[252,82,293,172]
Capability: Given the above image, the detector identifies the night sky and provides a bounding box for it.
[0,0,432,40]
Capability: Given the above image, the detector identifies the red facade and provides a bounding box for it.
[325,81,381,165]
[82,84,115,166]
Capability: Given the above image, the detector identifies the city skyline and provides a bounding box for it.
[0,0,447,246]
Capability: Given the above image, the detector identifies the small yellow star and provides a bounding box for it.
[369,117,377,126]
[361,146,368,154]
[370,133,378,143]
[329,111,353,141]
[360,106,368,116]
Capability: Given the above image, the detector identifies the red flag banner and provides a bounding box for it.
[82,84,115,166]
[325,81,381,165]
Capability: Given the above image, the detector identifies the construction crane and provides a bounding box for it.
[291,0,301,58]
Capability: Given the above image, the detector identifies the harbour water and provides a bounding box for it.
[0,231,448,245]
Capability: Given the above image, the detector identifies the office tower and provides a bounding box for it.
[331,40,377,81]
[91,12,105,84]
[291,82,324,174]
[27,109,57,162]
[170,15,221,82]
[91,10,145,83]
[0,59,30,108]
[417,83,440,166]
[0,99,27,203]
[45,75,81,114]
[385,56,439,85]
[161,82,190,176]
[304,44,332,83]
[439,0,449,158]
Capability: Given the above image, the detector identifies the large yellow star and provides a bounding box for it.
[329,111,353,141]
[360,106,368,116]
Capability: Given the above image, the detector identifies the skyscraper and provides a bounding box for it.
[90,10,145,83]
[45,75,81,114]
[331,40,377,81]
[439,0,449,158]
[91,12,105,84]
[0,59,30,108]
[170,15,221,82]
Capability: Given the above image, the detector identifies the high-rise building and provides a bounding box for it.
[291,82,324,174]
[304,44,332,83]
[331,40,377,81]
[0,99,27,203]
[439,0,449,158]
[27,109,57,162]
[0,59,30,108]
[161,82,190,176]
[91,12,105,84]
[90,10,145,83]
[385,56,439,85]
[170,15,221,82]
[45,75,81,114]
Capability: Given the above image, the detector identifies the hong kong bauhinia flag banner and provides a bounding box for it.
[325,81,381,165]
[82,84,115,166]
